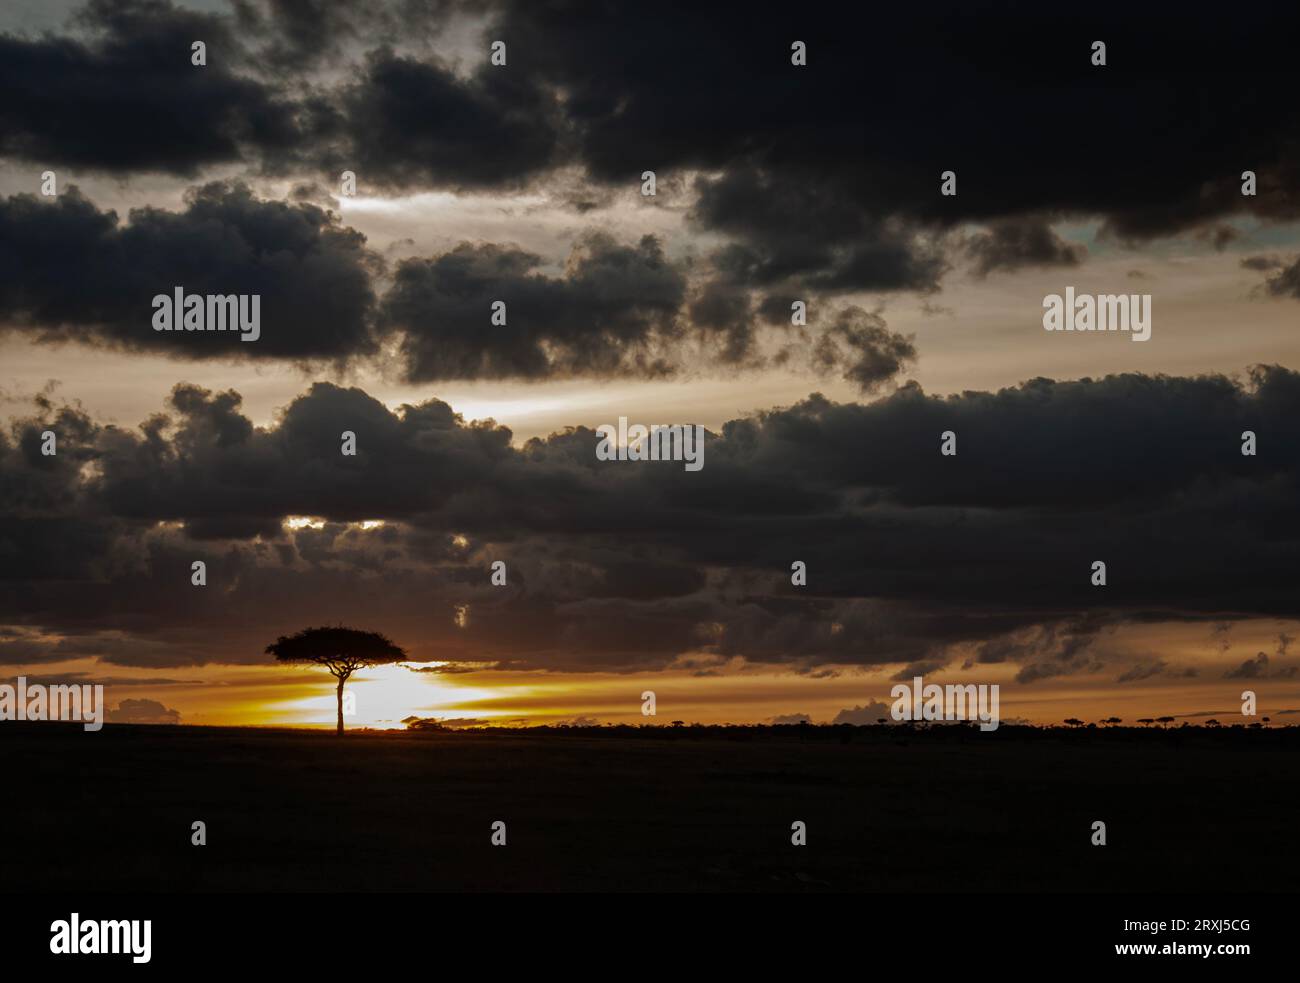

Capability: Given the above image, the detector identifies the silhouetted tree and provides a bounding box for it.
[1205,719,1220,727]
[1137,718,1155,726]
[1157,715,1175,728]
[1064,718,1084,727]
[1102,717,1123,726]
[266,626,407,735]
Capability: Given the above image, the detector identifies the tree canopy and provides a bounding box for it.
[265,626,407,676]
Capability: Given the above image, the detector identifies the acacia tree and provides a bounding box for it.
[266,626,407,735]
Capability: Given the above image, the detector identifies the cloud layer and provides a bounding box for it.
[3,367,1297,681]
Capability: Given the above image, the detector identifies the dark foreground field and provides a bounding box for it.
[2,723,1298,892]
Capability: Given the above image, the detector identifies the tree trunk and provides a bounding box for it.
[336,674,346,735]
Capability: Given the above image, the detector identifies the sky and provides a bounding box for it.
[2,0,1300,729]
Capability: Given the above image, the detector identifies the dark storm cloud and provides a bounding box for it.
[809,307,917,394]
[0,182,380,360]
[963,217,1087,277]
[692,168,951,294]
[686,278,759,365]
[2,177,921,386]
[0,399,98,516]
[6,0,1296,302]
[377,233,687,381]
[1249,255,1300,299]
[10,0,1300,245]
[4,366,1300,673]
[483,0,1300,285]
[313,47,561,191]
[0,0,550,188]
[231,1,487,75]
[91,381,517,526]
[0,0,299,175]
[233,0,357,67]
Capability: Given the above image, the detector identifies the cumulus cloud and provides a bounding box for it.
[0,183,380,361]
[832,701,895,725]
[378,233,687,381]
[769,712,812,724]
[108,698,181,724]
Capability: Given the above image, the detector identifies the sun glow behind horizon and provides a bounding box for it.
[4,621,1300,730]
[260,662,517,729]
